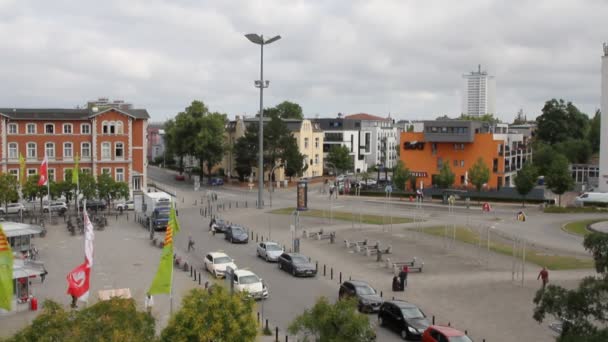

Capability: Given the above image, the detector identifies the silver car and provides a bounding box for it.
[0,203,27,215]
[256,241,284,262]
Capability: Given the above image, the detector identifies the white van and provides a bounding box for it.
[574,192,608,206]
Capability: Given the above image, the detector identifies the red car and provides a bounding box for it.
[175,175,185,181]
[422,325,473,342]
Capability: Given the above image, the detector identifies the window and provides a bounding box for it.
[63,124,72,134]
[115,142,124,159]
[8,123,17,134]
[102,121,108,134]
[81,123,91,134]
[81,168,91,174]
[116,168,124,182]
[64,168,72,181]
[314,154,319,165]
[460,160,465,167]
[101,167,111,175]
[315,137,319,148]
[48,169,55,182]
[110,122,116,134]
[116,122,123,134]
[45,142,55,158]
[45,124,54,134]
[81,142,91,158]
[102,142,111,159]
[64,142,73,159]
[304,138,309,149]
[27,143,36,158]
[453,160,458,167]
[27,168,37,177]
[8,143,17,159]
[27,123,36,134]
[8,169,18,181]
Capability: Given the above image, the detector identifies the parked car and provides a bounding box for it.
[203,252,237,278]
[339,280,383,313]
[231,269,269,300]
[277,253,317,277]
[115,200,134,211]
[224,225,249,244]
[256,241,284,262]
[422,325,473,342]
[574,192,608,206]
[175,174,185,181]
[82,199,107,211]
[0,203,27,215]
[210,177,224,186]
[211,218,229,233]
[379,300,431,340]
[43,201,68,215]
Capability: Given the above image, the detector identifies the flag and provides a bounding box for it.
[83,208,94,266]
[67,261,90,301]
[19,154,26,186]
[148,203,180,295]
[0,225,13,310]
[72,154,79,185]
[38,156,48,186]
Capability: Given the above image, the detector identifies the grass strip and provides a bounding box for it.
[562,219,607,237]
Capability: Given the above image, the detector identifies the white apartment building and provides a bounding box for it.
[312,116,368,173]
[345,114,399,169]
[462,65,496,117]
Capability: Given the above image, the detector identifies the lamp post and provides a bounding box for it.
[245,33,281,209]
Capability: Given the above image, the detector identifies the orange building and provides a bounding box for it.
[0,100,149,195]
[400,121,532,190]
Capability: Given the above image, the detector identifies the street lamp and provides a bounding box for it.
[245,33,282,209]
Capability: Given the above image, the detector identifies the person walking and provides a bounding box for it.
[392,275,401,291]
[41,267,48,283]
[145,293,154,315]
[537,266,549,289]
[187,236,195,252]
[398,266,408,291]
[70,295,78,309]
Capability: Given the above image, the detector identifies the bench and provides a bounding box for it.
[365,245,392,257]
[344,239,368,249]
[317,232,335,242]
[386,257,424,274]
[303,229,323,239]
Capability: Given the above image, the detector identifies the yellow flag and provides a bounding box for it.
[148,204,179,295]
[19,154,25,185]
[0,225,13,311]
[72,154,79,185]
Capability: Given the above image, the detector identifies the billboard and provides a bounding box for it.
[297,181,308,211]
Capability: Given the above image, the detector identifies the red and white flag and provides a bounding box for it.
[38,156,48,186]
[83,209,94,266]
[67,261,90,301]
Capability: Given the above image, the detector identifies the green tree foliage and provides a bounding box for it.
[533,232,608,341]
[514,163,538,207]
[161,287,257,342]
[545,154,574,206]
[392,160,410,191]
[22,175,48,210]
[265,101,304,120]
[288,297,375,341]
[7,298,155,342]
[436,161,455,189]
[589,109,601,153]
[326,145,353,174]
[513,109,527,124]
[97,173,129,209]
[0,173,19,211]
[536,99,589,145]
[284,137,306,179]
[532,142,555,176]
[234,123,258,181]
[554,139,592,164]
[459,113,500,123]
[468,157,490,193]
[54,171,75,205]
[78,172,98,201]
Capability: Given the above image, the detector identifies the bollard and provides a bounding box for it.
[349,276,351,281]
[237,202,239,208]
[339,272,342,283]
[246,201,248,208]
[432,316,435,324]
[380,291,383,298]
[265,319,269,331]
[465,330,468,335]
[315,261,318,272]
[190,265,193,277]
[286,335,288,342]
[229,202,231,209]
[448,322,451,327]
[257,312,260,323]
[323,264,326,276]
[116,214,118,221]
[275,327,279,342]
[392,296,395,300]
[199,276,201,285]
[330,268,333,280]
[251,231,254,240]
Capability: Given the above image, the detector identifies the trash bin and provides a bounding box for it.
[30,297,38,311]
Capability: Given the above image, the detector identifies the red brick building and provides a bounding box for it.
[0,103,149,194]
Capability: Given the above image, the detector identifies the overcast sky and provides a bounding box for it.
[0,0,605,122]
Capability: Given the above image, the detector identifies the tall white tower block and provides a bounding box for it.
[599,43,608,192]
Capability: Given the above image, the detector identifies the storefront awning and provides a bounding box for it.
[13,259,44,279]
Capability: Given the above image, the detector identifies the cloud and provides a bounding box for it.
[0,0,605,122]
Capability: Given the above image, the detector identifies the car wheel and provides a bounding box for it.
[378,316,385,327]
[401,329,407,340]
[265,255,270,262]
[292,267,297,276]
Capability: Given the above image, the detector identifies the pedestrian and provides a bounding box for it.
[187,236,195,252]
[537,266,549,289]
[392,275,401,291]
[145,293,154,315]
[329,187,334,199]
[398,266,408,291]
[402,265,409,288]
[70,295,78,308]
[41,267,48,283]
[209,217,216,231]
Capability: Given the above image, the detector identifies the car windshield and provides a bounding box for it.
[401,307,425,319]
[355,285,376,295]
[449,336,473,342]
[232,227,245,234]
[239,275,260,284]
[292,256,309,264]
[266,244,282,251]
[214,256,232,264]
[216,220,225,225]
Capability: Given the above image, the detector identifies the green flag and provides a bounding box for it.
[19,154,25,186]
[72,154,79,185]
[148,203,180,295]
[0,225,13,311]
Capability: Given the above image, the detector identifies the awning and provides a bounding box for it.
[13,259,45,279]
[2,221,44,238]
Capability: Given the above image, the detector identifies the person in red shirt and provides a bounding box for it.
[537,266,549,289]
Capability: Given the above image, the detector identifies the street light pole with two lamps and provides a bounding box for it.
[244,33,281,209]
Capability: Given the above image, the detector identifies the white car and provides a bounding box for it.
[0,203,27,215]
[230,269,268,300]
[115,200,134,211]
[256,241,284,262]
[43,201,68,214]
[204,251,237,278]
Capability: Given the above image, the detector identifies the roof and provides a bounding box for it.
[208,251,230,258]
[2,221,44,238]
[233,269,257,277]
[428,325,466,337]
[0,107,149,120]
[13,259,45,279]
[344,113,390,121]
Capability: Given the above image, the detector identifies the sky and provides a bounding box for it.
[0,0,605,123]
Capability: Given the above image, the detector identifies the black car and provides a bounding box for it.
[339,280,383,313]
[277,253,317,277]
[378,300,430,340]
[212,219,229,233]
[81,199,107,211]
[224,225,249,243]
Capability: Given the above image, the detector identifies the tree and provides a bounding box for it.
[435,161,455,189]
[54,173,75,205]
[78,172,98,201]
[545,154,574,206]
[326,145,353,174]
[233,123,259,181]
[468,157,490,195]
[532,142,556,176]
[589,109,601,153]
[195,113,226,179]
[7,298,155,342]
[22,175,48,210]
[459,113,500,123]
[554,139,592,164]
[97,173,129,210]
[283,137,306,179]
[161,287,257,342]
[265,101,304,120]
[533,232,608,340]
[536,99,589,145]
[392,160,410,191]
[0,173,19,211]
[288,297,375,341]
[514,163,538,207]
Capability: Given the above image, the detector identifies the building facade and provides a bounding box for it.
[0,101,149,195]
[345,113,399,170]
[288,119,324,178]
[312,117,368,173]
[147,122,165,163]
[400,120,531,190]
[462,65,496,117]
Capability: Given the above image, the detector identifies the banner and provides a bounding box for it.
[67,262,90,301]
[0,225,13,310]
[72,154,80,185]
[19,154,25,186]
[38,156,48,186]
